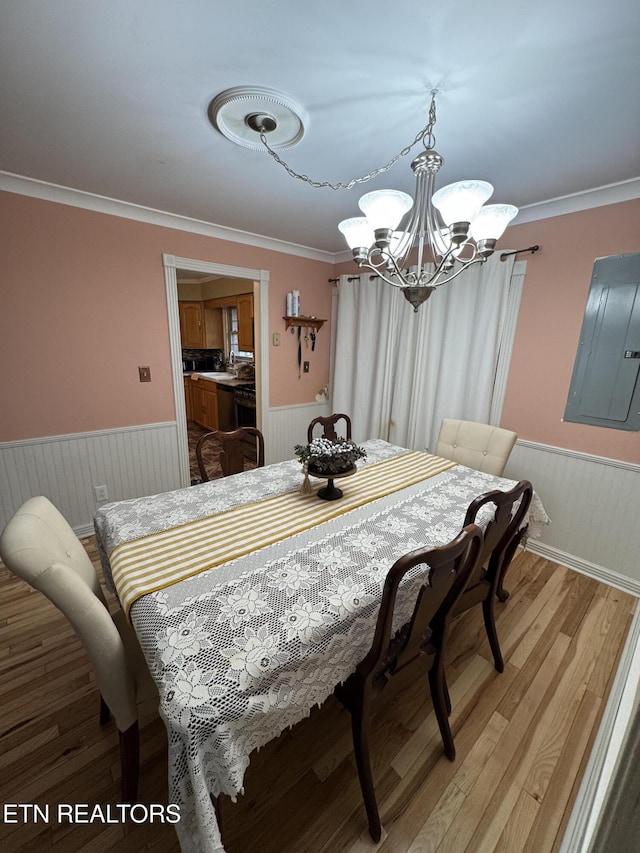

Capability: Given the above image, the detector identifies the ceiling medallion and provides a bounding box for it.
[208,86,307,151]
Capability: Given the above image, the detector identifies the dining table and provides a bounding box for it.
[94,438,548,853]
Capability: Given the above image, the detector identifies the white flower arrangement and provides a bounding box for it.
[294,436,367,475]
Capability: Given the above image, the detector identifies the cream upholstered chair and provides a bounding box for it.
[435,419,517,477]
[0,496,157,802]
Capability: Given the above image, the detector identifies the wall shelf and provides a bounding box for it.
[283,315,326,331]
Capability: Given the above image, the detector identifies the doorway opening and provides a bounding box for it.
[163,254,269,488]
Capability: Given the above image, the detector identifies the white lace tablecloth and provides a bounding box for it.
[94,440,548,853]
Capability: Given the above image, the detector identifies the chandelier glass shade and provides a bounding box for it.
[338,95,518,311]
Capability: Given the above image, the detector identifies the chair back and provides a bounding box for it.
[0,496,139,731]
[196,427,265,480]
[307,413,352,443]
[357,524,483,685]
[436,418,517,476]
[462,480,533,592]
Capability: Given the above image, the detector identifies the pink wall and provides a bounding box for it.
[502,200,639,463]
[0,191,334,441]
[2,190,638,464]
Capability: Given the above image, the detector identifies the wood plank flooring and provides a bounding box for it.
[0,542,635,852]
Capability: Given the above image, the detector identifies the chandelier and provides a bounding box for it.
[337,92,518,311]
[209,87,518,311]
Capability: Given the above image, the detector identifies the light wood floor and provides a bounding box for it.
[0,542,635,852]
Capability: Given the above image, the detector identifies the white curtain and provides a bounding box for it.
[331,253,517,452]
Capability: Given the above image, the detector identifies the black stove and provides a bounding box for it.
[233,384,256,408]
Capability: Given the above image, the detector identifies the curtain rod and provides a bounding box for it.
[500,244,540,261]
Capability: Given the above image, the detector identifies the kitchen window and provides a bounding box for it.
[223,306,253,360]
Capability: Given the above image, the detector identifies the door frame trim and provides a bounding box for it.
[163,253,269,485]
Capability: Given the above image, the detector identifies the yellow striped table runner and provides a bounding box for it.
[111,451,456,616]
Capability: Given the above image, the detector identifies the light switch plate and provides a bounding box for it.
[272,333,281,346]
[139,366,151,382]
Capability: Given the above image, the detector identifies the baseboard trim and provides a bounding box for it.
[526,539,640,597]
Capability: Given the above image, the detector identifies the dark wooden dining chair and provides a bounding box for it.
[196,427,265,480]
[451,479,533,672]
[334,524,484,842]
[307,412,352,443]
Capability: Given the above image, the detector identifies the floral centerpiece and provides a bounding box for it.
[295,437,367,497]
[295,436,367,474]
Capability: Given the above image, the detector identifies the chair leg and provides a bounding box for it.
[483,596,505,673]
[496,525,528,602]
[350,697,382,842]
[429,662,455,761]
[443,671,452,716]
[119,721,140,803]
[99,694,111,727]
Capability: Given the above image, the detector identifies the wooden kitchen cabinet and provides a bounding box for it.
[183,376,193,421]
[191,380,218,431]
[179,300,224,349]
[205,306,224,349]
[202,384,218,430]
[179,301,205,348]
[205,295,238,309]
[237,293,254,352]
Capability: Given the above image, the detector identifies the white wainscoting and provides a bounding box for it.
[0,422,181,537]
[504,439,640,592]
[265,401,331,464]
[3,420,638,595]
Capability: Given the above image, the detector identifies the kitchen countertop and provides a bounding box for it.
[183,372,252,388]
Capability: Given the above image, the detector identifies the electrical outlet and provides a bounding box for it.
[94,484,108,502]
[303,361,310,373]
[138,366,151,382]
[272,332,281,346]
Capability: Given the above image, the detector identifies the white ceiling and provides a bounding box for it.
[1,0,639,254]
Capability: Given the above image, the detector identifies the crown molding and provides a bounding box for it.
[0,171,335,265]
[513,177,640,224]
[2,170,638,264]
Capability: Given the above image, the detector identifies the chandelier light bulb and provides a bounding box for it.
[338,217,375,251]
[431,180,493,226]
[358,190,413,232]
[469,203,519,241]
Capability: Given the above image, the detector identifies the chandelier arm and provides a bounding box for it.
[357,261,413,289]
[424,187,448,264]
[365,249,418,286]
[394,206,422,270]
[429,255,487,288]
[381,250,419,286]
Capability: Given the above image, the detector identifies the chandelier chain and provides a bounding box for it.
[259,92,438,191]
